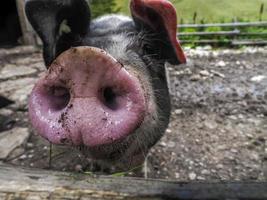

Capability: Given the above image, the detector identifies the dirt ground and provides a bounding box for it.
[0,46,266,181]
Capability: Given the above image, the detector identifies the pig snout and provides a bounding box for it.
[29,47,146,147]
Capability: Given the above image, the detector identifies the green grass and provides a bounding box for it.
[113,0,267,47]
[115,0,267,23]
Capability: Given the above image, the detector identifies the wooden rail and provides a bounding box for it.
[232,40,267,46]
[178,21,267,28]
[178,31,267,37]
[177,21,267,46]
[180,39,267,46]
[178,30,240,36]
[0,164,267,200]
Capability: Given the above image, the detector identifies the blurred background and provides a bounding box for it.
[91,0,267,47]
[0,0,266,47]
[117,0,267,23]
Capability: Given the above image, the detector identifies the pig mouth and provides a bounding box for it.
[29,47,146,149]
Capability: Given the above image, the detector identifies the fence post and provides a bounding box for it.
[233,18,239,43]
[259,3,264,21]
[16,0,37,45]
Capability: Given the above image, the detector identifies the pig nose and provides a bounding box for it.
[29,47,146,147]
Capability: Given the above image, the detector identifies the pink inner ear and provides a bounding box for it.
[130,0,186,64]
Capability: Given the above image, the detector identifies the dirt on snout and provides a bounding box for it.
[0,46,266,181]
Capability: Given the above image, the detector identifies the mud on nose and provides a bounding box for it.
[29,47,146,147]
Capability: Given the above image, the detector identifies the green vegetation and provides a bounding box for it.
[113,0,267,47]
[89,0,267,23]
[116,0,267,23]
[179,26,267,48]
[171,0,267,24]
[89,0,267,47]
[90,0,121,19]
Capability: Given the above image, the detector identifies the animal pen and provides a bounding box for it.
[0,1,267,199]
[0,0,37,47]
[2,1,267,47]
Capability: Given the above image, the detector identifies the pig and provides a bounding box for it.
[26,0,186,170]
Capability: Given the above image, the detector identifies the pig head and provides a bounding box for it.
[26,0,186,169]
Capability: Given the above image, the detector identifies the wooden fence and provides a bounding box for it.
[15,0,267,47]
[177,21,267,46]
[0,163,267,200]
[16,0,38,45]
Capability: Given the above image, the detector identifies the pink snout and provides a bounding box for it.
[29,47,146,147]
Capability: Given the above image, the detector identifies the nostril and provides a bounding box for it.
[101,87,119,110]
[44,86,71,111]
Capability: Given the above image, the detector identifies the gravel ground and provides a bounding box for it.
[0,46,266,181]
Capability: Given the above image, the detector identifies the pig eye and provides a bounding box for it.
[102,87,118,110]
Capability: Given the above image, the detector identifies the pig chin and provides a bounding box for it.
[28,47,148,153]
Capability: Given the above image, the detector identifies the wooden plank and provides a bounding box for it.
[180,40,231,44]
[239,32,267,36]
[232,40,267,46]
[180,39,267,46]
[0,163,267,200]
[178,21,267,29]
[177,31,267,37]
[16,0,37,45]
[178,30,240,36]
[179,32,267,37]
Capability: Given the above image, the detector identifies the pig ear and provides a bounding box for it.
[25,0,90,67]
[130,0,186,65]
